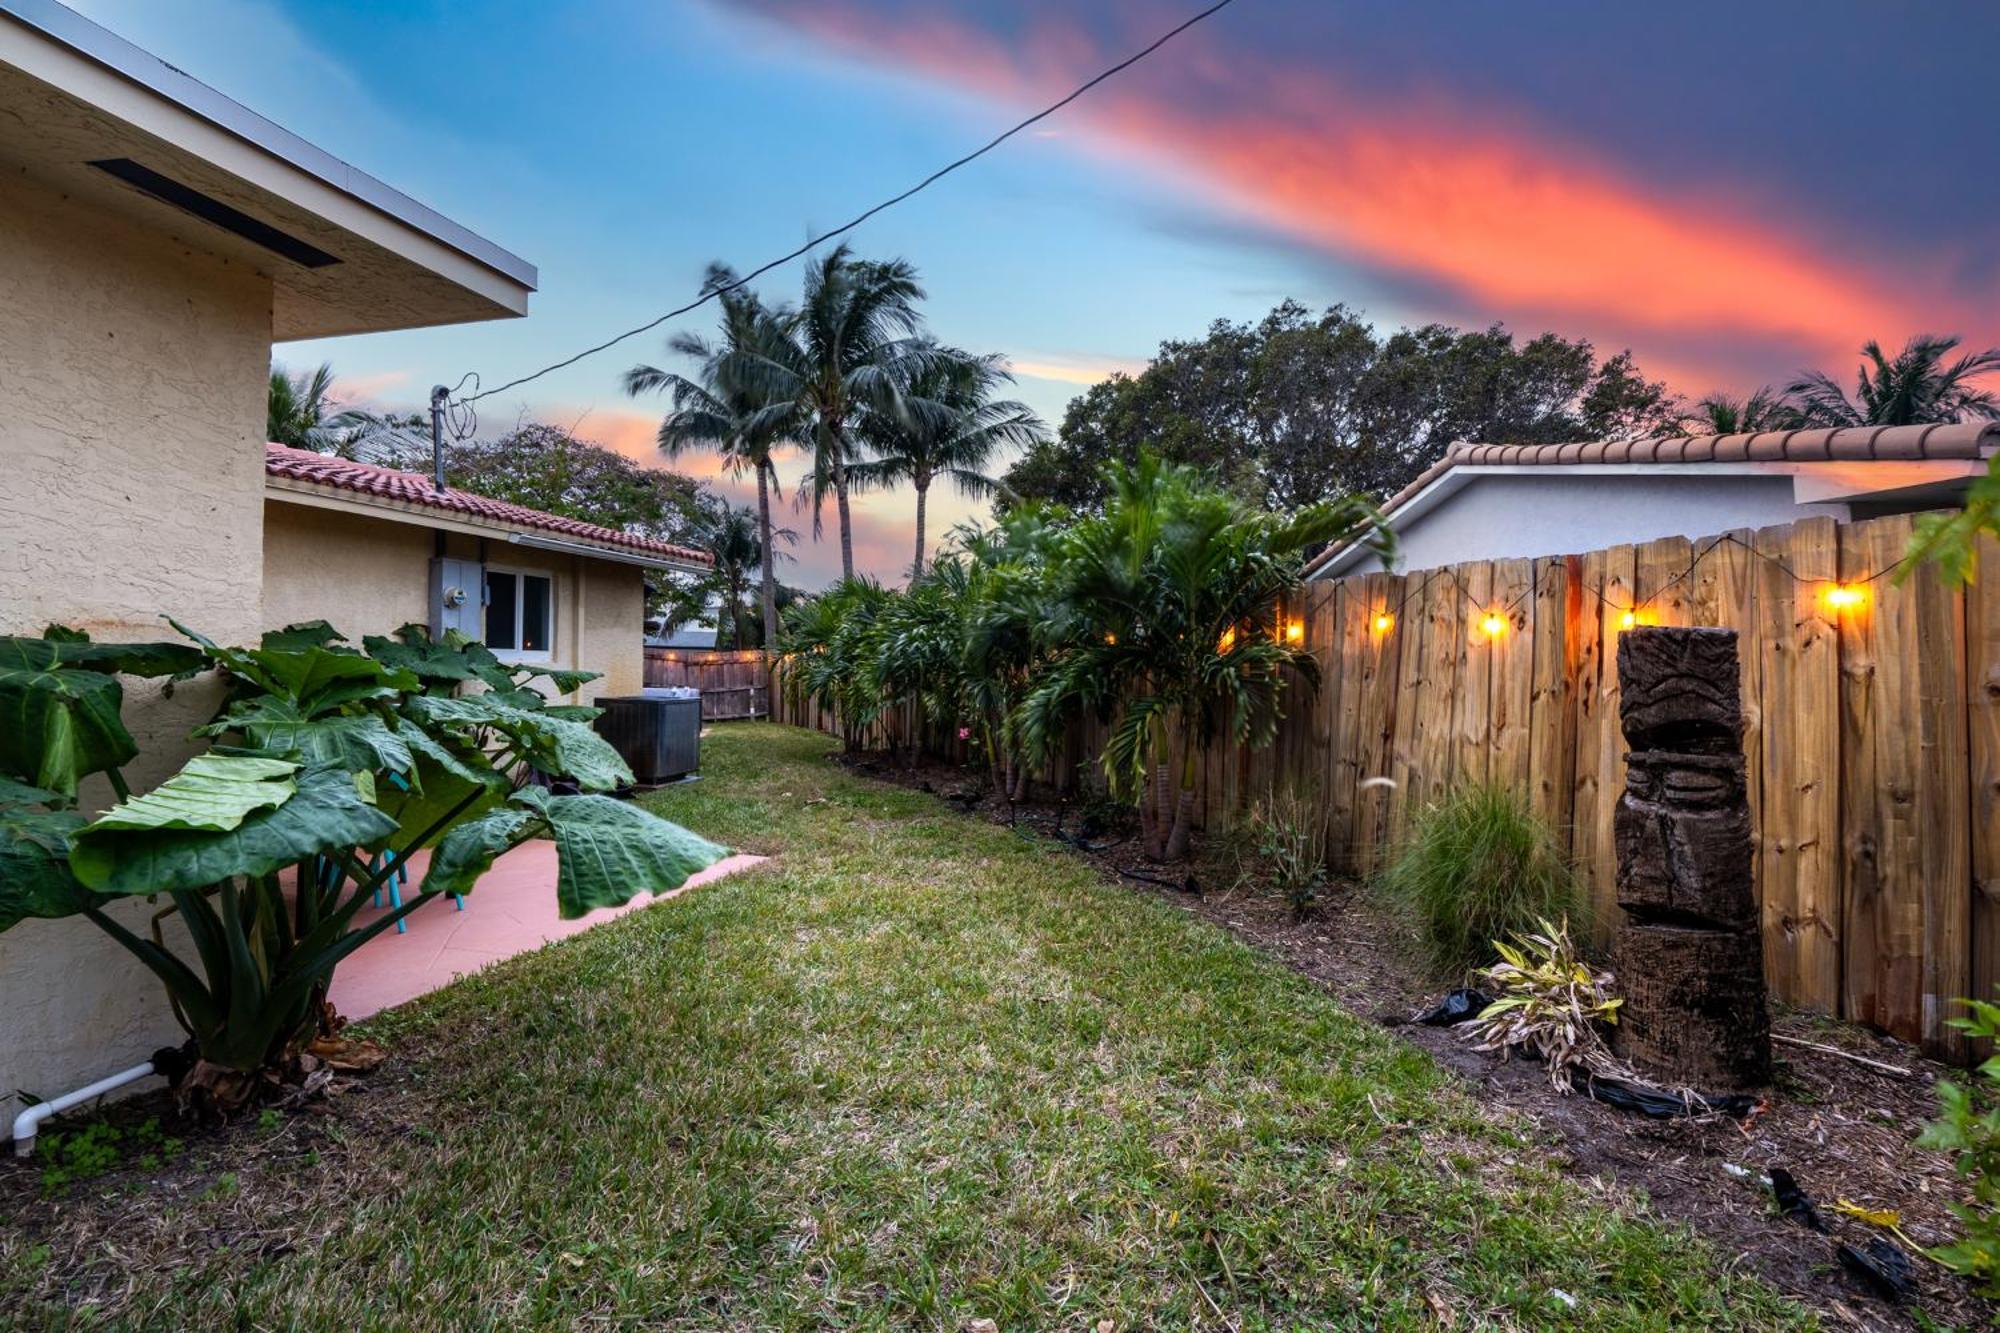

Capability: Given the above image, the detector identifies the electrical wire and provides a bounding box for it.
[452,0,1242,421]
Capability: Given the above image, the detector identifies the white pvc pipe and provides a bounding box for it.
[11,1061,157,1158]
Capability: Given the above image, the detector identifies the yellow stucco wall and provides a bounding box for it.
[0,171,273,1109]
[262,497,647,704]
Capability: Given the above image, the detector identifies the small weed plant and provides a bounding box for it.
[37,1115,183,1194]
[1917,995,2000,1295]
[1246,784,1332,918]
[1461,917,1622,1092]
[1384,784,1583,977]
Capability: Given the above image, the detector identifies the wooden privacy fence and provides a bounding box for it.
[641,648,770,721]
[775,511,2000,1058]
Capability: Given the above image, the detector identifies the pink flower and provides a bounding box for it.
[957,726,972,741]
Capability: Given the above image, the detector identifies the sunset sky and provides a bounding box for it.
[68,0,2000,587]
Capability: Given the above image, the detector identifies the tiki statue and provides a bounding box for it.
[1611,627,1771,1089]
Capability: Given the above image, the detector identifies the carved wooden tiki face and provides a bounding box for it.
[1613,751,1755,931]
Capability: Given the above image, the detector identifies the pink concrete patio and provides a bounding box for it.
[329,842,767,1020]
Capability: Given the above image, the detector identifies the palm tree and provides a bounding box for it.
[624,267,798,652]
[1687,387,1798,435]
[268,362,340,448]
[723,245,937,581]
[1019,457,1388,862]
[1784,335,2000,427]
[268,361,422,460]
[849,346,1048,579]
[699,502,796,648]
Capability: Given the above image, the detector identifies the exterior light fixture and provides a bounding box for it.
[1284,619,1305,643]
[1823,583,1865,611]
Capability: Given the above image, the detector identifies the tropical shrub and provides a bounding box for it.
[1018,455,1387,862]
[1459,917,1621,1092]
[0,619,727,1111]
[1917,995,2000,1295]
[1383,783,1583,977]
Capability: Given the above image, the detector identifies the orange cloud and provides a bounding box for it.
[738,2,1987,388]
[1009,351,1148,386]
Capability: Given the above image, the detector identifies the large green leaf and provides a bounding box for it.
[527,788,729,918]
[407,695,632,791]
[259,621,348,652]
[71,764,398,895]
[202,698,414,774]
[417,788,728,917]
[418,803,541,899]
[87,754,299,833]
[245,647,419,712]
[369,724,507,853]
[363,625,517,693]
[0,806,92,931]
[0,777,65,810]
[20,629,206,680]
[0,642,135,798]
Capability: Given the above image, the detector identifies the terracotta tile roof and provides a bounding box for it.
[1308,421,2000,576]
[264,444,712,567]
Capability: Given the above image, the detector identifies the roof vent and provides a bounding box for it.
[87,158,341,268]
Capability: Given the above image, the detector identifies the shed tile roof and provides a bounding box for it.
[1308,421,2000,577]
[264,444,712,567]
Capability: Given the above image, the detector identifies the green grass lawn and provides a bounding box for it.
[0,724,1810,1330]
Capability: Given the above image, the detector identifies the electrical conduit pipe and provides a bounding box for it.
[11,1061,157,1158]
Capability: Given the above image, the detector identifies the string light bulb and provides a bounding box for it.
[1823,583,1865,611]
[1284,618,1305,643]
[1373,613,1394,634]
[1218,626,1237,652]
[1480,612,1508,638]
[1619,610,1637,630]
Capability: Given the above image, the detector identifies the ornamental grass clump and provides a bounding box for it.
[1384,783,1583,978]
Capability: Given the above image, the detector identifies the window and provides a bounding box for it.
[485,569,554,658]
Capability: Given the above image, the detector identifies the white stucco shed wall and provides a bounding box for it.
[1337,472,1823,576]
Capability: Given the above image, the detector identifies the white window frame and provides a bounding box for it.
[484,564,557,664]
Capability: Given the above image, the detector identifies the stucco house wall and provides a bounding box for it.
[0,170,271,1109]
[262,499,647,704]
[1339,473,1814,575]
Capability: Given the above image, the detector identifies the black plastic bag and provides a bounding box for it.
[1839,1238,1915,1303]
[1580,1075,1762,1119]
[1769,1167,1828,1233]
[1416,988,1494,1027]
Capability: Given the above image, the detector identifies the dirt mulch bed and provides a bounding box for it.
[838,747,1996,1331]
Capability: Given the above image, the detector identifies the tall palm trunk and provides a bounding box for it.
[828,422,856,582]
[756,462,778,656]
[1144,757,1173,861]
[1163,741,1199,862]
[911,476,929,582]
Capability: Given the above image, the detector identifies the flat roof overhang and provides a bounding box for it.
[0,0,537,339]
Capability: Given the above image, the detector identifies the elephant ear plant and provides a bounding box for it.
[0,620,728,1113]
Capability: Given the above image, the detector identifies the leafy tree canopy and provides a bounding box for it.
[434,423,710,550]
[1001,301,1679,514]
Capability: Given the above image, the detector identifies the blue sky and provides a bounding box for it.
[65,1,2000,587]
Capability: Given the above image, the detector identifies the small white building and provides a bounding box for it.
[1309,422,2000,578]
